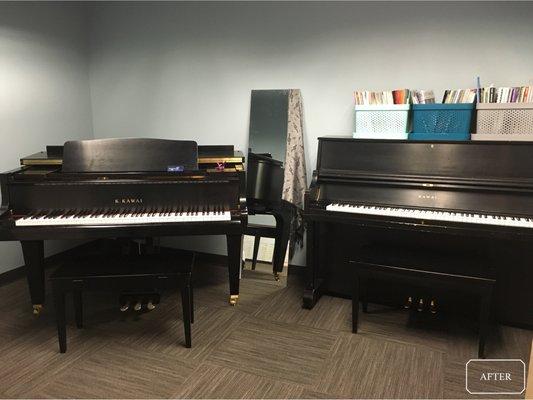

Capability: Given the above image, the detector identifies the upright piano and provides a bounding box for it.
[304,137,533,327]
[0,138,247,314]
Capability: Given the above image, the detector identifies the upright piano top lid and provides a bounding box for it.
[62,138,198,173]
[316,137,533,182]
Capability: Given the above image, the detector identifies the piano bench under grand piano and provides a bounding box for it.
[304,137,533,329]
[350,246,496,358]
[0,138,247,314]
[50,251,195,353]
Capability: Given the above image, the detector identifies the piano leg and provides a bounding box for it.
[21,240,45,315]
[272,203,292,280]
[303,221,322,309]
[226,234,242,306]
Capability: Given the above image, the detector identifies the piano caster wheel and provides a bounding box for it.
[229,295,239,306]
[120,302,130,312]
[404,296,413,309]
[417,298,424,312]
[274,272,280,281]
[430,299,437,314]
[146,301,156,311]
[32,304,43,316]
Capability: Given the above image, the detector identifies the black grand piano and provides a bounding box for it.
[304,137,533,327]
[0,138,247,314]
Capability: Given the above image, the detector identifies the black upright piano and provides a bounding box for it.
[304,137,533,327]
[0,138,247,314]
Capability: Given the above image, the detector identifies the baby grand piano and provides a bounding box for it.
[0,138,247,314]
[304,137,533,327]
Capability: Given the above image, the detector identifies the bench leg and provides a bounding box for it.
[74,290,83,329]
[352,275,359,333]
[361,277,368,313]
[190,278,194,324]
[252,236,260,271]
[180,280,192,348]
[478,292,491,359]
[53,289,67,353]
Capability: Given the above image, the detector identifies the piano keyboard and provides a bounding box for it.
[15,209,231,227]
[326,203,533,229]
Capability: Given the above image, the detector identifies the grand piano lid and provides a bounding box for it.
[62,138,199,173]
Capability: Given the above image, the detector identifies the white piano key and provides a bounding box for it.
[325,203,533,229]
[15,209,231,226]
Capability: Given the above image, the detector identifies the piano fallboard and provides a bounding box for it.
[7,174,240,214]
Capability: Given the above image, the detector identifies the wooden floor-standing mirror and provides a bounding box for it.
[245,89,307,281]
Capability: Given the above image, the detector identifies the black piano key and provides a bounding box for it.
[30,210,44,219]
[45,210,61,219]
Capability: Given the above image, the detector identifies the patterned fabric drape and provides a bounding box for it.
[282,89,307,255]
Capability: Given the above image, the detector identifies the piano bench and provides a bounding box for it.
[49,252,195,353]
[350,250,496,359]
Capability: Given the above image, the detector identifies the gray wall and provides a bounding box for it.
[87,1,533,264]
[2,2,533,272]
[0,3,93,274]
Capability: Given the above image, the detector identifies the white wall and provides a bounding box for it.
[87,1,533,264]
[0,3,93,274]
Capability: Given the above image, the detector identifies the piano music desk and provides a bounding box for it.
[350,246,496,359]
[50,252,194,353]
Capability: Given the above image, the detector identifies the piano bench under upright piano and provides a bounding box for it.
[350,246,496,358]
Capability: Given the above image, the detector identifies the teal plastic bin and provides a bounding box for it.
[409,103,474,141]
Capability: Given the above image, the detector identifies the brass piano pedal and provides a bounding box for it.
[120,302,130,312]
[133,301,142,311]
[404,296,413,309]
[32,304,43,316]
[430,299,437,314]
[229,295,239,306]
[273,272,280,281]
[417,298,424,312]
[146,300,156,311]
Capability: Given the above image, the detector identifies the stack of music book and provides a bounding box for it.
[411,90,435,104]
[442,89,477,104]
[354,89,410,105]
[478,86,533,103]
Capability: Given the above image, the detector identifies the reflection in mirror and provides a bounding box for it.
[244,89,307,284]
[248,89,289,163]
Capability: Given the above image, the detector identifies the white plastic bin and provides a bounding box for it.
[353,104,410,140]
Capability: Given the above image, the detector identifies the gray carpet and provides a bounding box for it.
[0,254,530,399]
